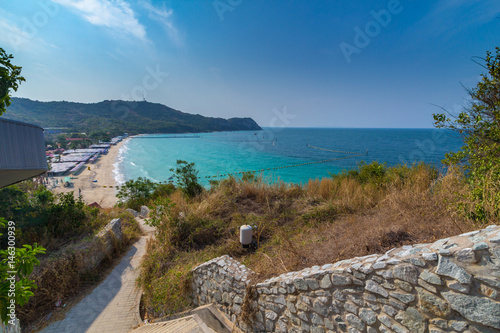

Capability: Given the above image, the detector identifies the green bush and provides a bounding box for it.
[46,193,87,237]
[147,196,225,250]
[117,177,158,210]
[241,171,257,183]
[117,178,176,210]
[0,183,96,250]
[170,160,203,198]
[334,161,388,185]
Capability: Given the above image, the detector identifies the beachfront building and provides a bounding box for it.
[0,118,48,188]
[63,148,104,154]
[47,162,78,176]
[90,144,111,149]
[59,153,94,163]
[110,136,124,145]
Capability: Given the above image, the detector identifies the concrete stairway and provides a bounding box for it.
[131,304,241,333]
[131,314,213,333]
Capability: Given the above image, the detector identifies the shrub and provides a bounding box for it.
[147,196,226,250]
[46,193,87,237]
[170,160,203,198]
[0,183,104,251]
[241,171,257,183]
[333,161,388,185]
[117,177,158,210]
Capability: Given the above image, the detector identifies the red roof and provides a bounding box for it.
[66,138,85,141]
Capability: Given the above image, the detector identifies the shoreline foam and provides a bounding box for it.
[113,138,130,186]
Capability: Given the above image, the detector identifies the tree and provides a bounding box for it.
[116,177,158,210]
[90,131,111,143]
[434,47,500,220]
[170,160,203,198]
[0,48,25,116]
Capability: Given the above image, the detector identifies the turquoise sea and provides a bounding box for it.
[113,128,463,186]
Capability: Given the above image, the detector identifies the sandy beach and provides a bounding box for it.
[51,139,128,208]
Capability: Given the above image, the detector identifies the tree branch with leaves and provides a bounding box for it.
[434,47,500,221]
[0,48,25,116]
[0,218,45,324]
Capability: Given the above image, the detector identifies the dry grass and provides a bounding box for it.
[138,163,485,318]
[245,165,475,279]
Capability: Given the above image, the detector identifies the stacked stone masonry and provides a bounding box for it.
[33,218,123,291]
[191,225,500,332]
[81,217,123,271]
[4,220,122,333]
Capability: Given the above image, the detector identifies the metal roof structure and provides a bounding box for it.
[90,144,111,148]
[63,148,104,154]
[48,162,77,175]
[59,153,93,162]
[0,118,48,188]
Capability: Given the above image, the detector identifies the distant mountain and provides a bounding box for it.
[2,98,261,135]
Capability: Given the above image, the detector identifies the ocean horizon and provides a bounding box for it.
[113,128,463,186]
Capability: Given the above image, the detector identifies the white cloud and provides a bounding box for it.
[52,0,147,40]
[0,14,52,53]
[0,19,29,50]
[399,0,500,49]
[420,0,500,36]
[140,1,182,46]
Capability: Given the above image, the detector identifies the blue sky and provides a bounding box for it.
[1,0,499,128]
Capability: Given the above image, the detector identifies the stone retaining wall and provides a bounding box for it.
[70,217,123,272]
[191,225,500,332]
[26,219,123,326]
[34,218,123,277]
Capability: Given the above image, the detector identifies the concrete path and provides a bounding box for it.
[39,218,154,333]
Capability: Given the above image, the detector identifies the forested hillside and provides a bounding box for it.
[3,98,261,135]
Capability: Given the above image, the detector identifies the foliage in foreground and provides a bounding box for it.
[0,47,25,116]
[117,177,175,211]
[434,47,500,221]
[0,183,93,251]
[137,162,476,318]
[0,218,45,325]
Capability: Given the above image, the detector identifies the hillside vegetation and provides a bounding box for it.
[130,47,500,319]
[4,98,261,135]
[122,162,479,318]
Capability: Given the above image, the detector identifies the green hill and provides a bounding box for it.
[2,98,261,135]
